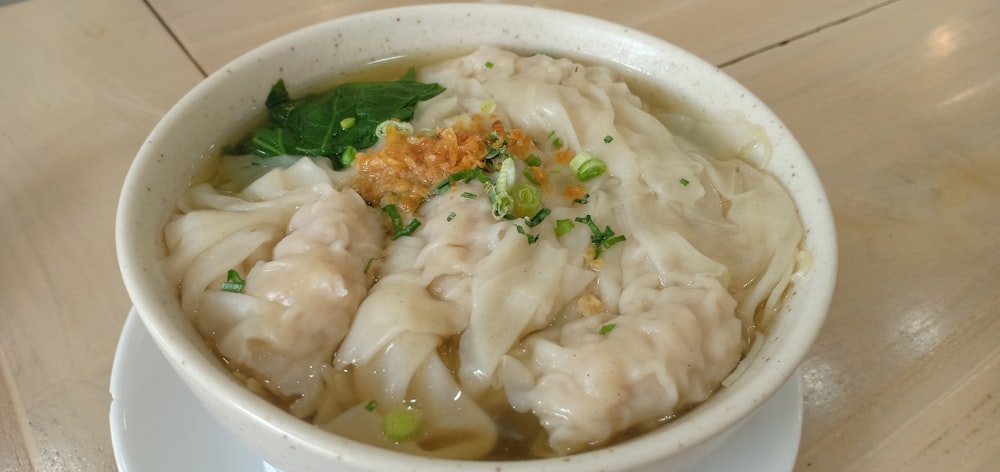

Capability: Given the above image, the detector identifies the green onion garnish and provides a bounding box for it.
[364,400,378,411]
[340,117,357,129]
[555,218,574,237]
[480,99,496,114]
[574,215,626,258]
[460,191,478,199]
[572,193,590,205]
[524,207,551,228]
[435,168,491,195]
[522,168,540,185]
[525,154,543,167]
[599,323,617,335]
[221,269,245,293]
[382,406,421,442]
[569,151,607,181]
[364,257,375,274]
[383,204,421,240]
[604,135,613,143]
[375,120,414,138]
[679,178,690,186]
[485,61,494,69]
[490,157,516,220]
[510,183,542,218]
[341,145,358,167]
[447,211,456,222]
[514,224,539,244]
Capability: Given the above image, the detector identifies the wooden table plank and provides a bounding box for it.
[0,0,204,469]
[146,0,892,74]
[721,0,1000,469]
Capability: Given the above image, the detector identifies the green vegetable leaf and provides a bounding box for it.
[228,70,445,169]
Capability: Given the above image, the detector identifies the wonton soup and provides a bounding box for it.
[164,47,804,460]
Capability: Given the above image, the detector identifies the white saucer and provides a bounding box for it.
[110,308,802,472]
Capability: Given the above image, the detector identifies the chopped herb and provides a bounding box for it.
[340,145,358,166]
[574,215,626,258]
[572,193,590,205]
[226,70,444,169]
[485,61,494,69]
[383,204,422,240]
[522,167,540,185]
[364,400,378,411]
[555,218,575,237]
[363,257,375,274]
[480,98,496,114]
[221,269,245,293]
[679,178,690,186]
[447,211,457,222]
[383,406,421,442]
[510,183,542,218]
[599,323,617,335]
[490,157,516,220]
[548,130,563,150]
[569,151,607,181]
[375,119,414,138]
[434,167,491,195]
[514,224,539,244]
[525,154,543,167]
[524,207,551,228]
[460,191,478,199]
[604,135,613,143]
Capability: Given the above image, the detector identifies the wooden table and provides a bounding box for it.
[1,0,997,470]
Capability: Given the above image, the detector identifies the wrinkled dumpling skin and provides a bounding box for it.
[165,157,384,414]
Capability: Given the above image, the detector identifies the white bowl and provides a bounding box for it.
[116,4,837,472]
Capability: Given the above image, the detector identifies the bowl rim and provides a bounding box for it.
[116,3,837,471]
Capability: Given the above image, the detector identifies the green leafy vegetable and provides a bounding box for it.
[221,269,245,293]
[227,69,445,169]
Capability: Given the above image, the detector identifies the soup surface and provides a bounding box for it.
[164,47,804,460]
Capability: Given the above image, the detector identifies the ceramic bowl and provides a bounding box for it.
[116,4,837,472]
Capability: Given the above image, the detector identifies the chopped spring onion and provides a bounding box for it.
[460,191,478,199]
[522,167,540,185]
[221,269,245,293]
[525,154,543,167]
[575,215,626,258]
[363,257,375,274]
[599,323,617,335]
[340,117,356,129]
[382,406,421,442]
[480,99,496,114]
[447,211,456,222]
[679,178,690,186]
[510,183,542,218]
[375,120,414,138]
[572,193,590,205]
[514,224,539,244]
[604,134,613,143]
[383,204,421,240]
[364,400,378,411]
[524,207,551,228]
[340,145,358,166]
[547,130,563,150]
[555,218,575,237]
[434,168,491,195]
[569,151,607,181]
[485,61,494,69]
[490,157,516,220]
